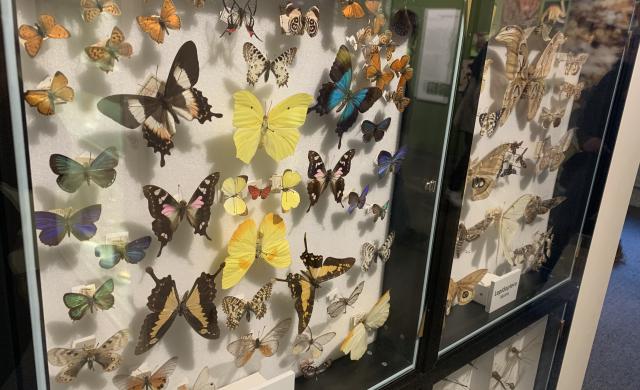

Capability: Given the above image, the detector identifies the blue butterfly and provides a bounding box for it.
[347,184,370,214]
[309,45,382,148]
[95,236,153,269]
[49,147,119,193]
[34,205,102,246]
[377,146,408,178]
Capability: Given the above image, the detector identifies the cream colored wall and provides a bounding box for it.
[556,55,640,389]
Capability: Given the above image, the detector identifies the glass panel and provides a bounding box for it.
[440,0,636,352]
[4,1,462,389]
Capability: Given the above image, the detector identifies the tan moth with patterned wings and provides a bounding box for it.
[222,281,273,329]
[535,128,575,173]
[455,208,502,257]
[466,142,526,201]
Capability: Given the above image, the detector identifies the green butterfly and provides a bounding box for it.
[49,147,119,193]
[63,279,114,321]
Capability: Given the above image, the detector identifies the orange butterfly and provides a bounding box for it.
[18,15,70,58]
[248,185,272,200]
[80,0,122,23]
[386,55,413,112]
[137,0,181,44]
[340,0,365,19]
[85,26,133,73]
[365,51,394,89]
[24,72,74,116]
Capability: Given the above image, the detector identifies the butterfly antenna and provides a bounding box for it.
[213,262,226,278]
[177,184,183,201]
[145,267,161,284]
[303,233,309,253]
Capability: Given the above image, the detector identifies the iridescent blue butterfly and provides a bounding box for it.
[33,204,102,246]
[347,184,369,214]
[94,236,152,269]
[49,147,119,193]
[377,146,408,178]
[309,45,382,148]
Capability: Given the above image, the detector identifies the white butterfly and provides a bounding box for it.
[292,327,336,358]
[242,42,297,87]
[177,366,217,390]
[360,232,395,271]
[327,281,364,318]
[340,290,391,360]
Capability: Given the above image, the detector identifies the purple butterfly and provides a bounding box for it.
[347,185,369,214]
[377,146,408,178]
[33,204,102,246]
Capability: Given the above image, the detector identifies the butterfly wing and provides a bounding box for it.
[329,148,356,205]
[378,231,395,262]
[227,335,257,367]
[222,176,248,216]
[258,213,291,268]
[249,281,273,319]
[68,204,102,241]
[147,356,179,389]
[280,3,303,35]
[270,47,298,87]
[123,236,153,264]
[33,211,67,246]
[222,296,248,330]
[223,219,258,289]
[456,269,488,304]
[39,15,70,39]
[337,87,382,146]
[264,93,312,161]
[284,273,315,334]
[259,318,292,356]
[192,366,217,390]
[18,24,43,57]
[62,293,91,320]
[306,151,329,211]
[93,278,115,311]
[87,147,119,188]
[292,327,313,355]
[93,329,128,372]
[50,71,74,103]
[310,331,336,358]
[160,0,182,30]
[143,185,181,256]
[360,242,376,271]
[376,150,393,178]
[233,90,264,163]
[304,6,320,37]
[49,154,87,193]
[467,143,511,201]
[24,89,52,115]
[327,298,348,318]
[281,169,301,212]
[185,173,220,237]
[242,42,269,86]
[340,322,367,360]
[181,272,221,339]
[341,1,365,19]
[137,15,164,43]
[47,347,88,383]
[363,289,391,330]
[500,195,532,264]
[348,281,365,306]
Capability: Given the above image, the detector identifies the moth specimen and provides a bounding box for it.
[558,81,584,100]
[341,290,390,360]
[559,52,589,75]
[466,142,526,201]
[535,128,574,173]
[539,107,565,129]
[478,108,505,136]
[523,195,566,223]
[447,269,487,314]
[512,228,554,270]
[455,208,502,257]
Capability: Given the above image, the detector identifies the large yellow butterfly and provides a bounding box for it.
[222,176,249,216]
[232,91,313,164]
[137,0,181,44]
[222,213,291,289]
[280,169,301,212]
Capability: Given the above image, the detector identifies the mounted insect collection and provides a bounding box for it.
[16,0,415,388]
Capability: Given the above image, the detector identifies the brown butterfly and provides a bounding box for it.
[446,269,488,314]
[455,208,502,257]
[226,318,292,367]
[81,0,121,23]
[523,195,566,224]
[85,26,133,73]
[535,129,574,173]
[558,81,584,100]
[137,0,181,44]
[18,14,70,57]
[560,52,589,75]
[539,107,565,129]
[222,282,273,329]
[113,357,177,390]
[466,142,525,201]
[24,72,74,116]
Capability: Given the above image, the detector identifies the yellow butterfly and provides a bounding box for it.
[280,169,301,212]
[222,176,249,216]
[222,213,291,289]
[340,290,390,360]
[233,91,313,164]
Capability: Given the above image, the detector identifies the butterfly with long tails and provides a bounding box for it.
[341,290,390,360]
[222,281,273,329]
[377,146,408,178]
[243,43,297,87]
[34,204,101,246]
[226,318,292,367]
[306,149,356,212]
[113,356,178,390]
[94,236,152,269]
[98,41,221,167]
[24,71,74,116]
[327,281,364,318]
[18,14,70,57]
[85,26,132,73]
[49,147,118,193]
[143,173,219,256]
[135,265,223,355]
[309,45,382,148]
[220,0,260,40]
[276,234,355,334]
[63,279,114,321]
[137,0,181,44]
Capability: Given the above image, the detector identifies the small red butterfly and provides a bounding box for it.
[248,185,272,200]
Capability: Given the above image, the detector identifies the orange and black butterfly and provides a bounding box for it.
[137,0,181,44]
[85,26,133,73]
[365,51,394,89]
[339,0,380,19]
[24,72,74,116]
[385,55,413,112]
[80,0,122,23]
[18,15,70,57]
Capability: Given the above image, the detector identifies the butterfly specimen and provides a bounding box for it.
[222,213,291,289]
[491,370,516,390]
[365,51,395,89]
[137,0,181,44]
[293,327,336,358]
[279,2,320,37]
[177,367,217,390]
[478,108,505,137]
[390,7,417,37]
[346,14,386,52]
[143,173,219,256]
[455,209,501,257]
[24,71,74,116]
[308,45,382,148]
[361,231,395,271]
[220,0,260,40]
[49,147,118,193]
[339,0,380,19]
[523,195,566,224]
[95,236,153,269]
[248,184,271,200]
[135,266,223,355]
[277,234,355,333]
[300,359,332,379]
[385,55,413,112]
[306,149,356,212]
[63,279,114,321]
[113,356,178,390]
[232,90,312,163]
[347,185,369,214]
[85,26,132,73]
[18,14,70,57]
[280,169,302,212]
[226,318,292,367]
[34,204,101,246]
[81,0,121,23]
[327,281,364,318]
[340,290,390,360]
[47,329,128,383]
[98,41,221,167]
[222,281,273,329]
[535,128,574,173]
[558,81,584,100]
[446,269,487,314]
[371,201,389,222]
[495,26,566,126]
[466,142,526,201]
[560,52,589,75]
[222,176,249,216]
[243,43,297,87]
[539,107,565,129]
[512,229,554,270]
[377,146,408,178]
[361,117,391,143]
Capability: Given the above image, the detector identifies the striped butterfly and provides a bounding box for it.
[222,282,273,329]
[360,232,395,271]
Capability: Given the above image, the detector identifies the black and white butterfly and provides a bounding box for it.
[220,0,260,40]
[242,42,297,87]
[478,108,505,137]
[326,280,364,318]
[279,2,319,37]
[361,232,395,271]
[361,117,391,143]
[222,282,273,330]
[97,41,222,167]
[306,149,356,212]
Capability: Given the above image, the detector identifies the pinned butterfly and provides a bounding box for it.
[306,149,356,212]
[34,204,101,246]
[18,14,70,57]
[137,0,181,44]
[63,279,114,321]
[24,71,74,116]
[280,2,319,37]
[94,236,152,269]
[243,43,297,87]
[85,27,133,73]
